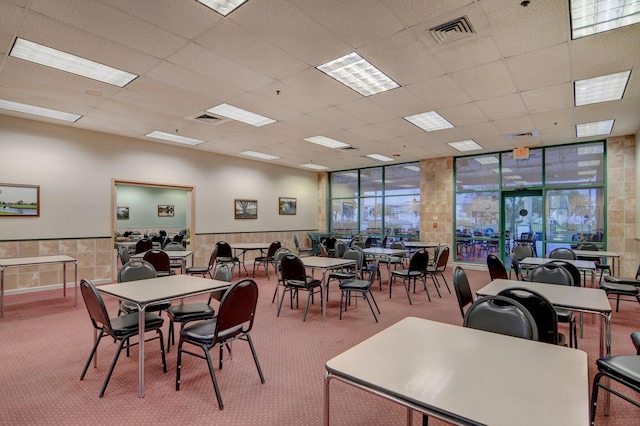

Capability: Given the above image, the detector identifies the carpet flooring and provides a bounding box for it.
[0,265,638,425]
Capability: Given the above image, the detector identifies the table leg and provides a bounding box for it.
[324,373,331,426]
[321,268,329,322]
[602,312,612,415]
[1,268,4,318]
[138,306,146,398]
[63,262,67,298]
[74,261,78,306]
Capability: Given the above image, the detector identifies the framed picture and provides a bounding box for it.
[0,183,40,217]
[158,205,174,217]
[235,199,257,219]
[116,206,130,220]
[279,197,297,215]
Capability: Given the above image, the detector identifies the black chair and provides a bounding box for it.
[326,248,362,300]
[590,340,640,424]
[529,263,578,348]
[424,246,451,297]
[166,265,233,352]
[577,243,611,283]
[324,236,337,257]
[134,238,153,254]
[453,266,473,319]
[176,279,265,410]
[487,253,508,281]
[632,331,640,355]
[511,257,526,280]
[253,240,281,280]
[79,279,166,397]
[117,260,172,316]
[512,243,534,261]
[185,246,217,278]
[463,295,538,341]
[277,254,322,321]
[379,241,407,285]
[164,241,185,272]
[215,241,243,277]
[498,287,565,346]
[390,249,429,304]
[117,245,130,266]
[334,240,347,258]
[339,260,381,323]
[143,249,175,277]
[271,247,292,303]
[549,247,576,260]
[601,263,640,311]
[293,235,313,257]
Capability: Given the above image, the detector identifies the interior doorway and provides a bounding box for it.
[503,190,543,265]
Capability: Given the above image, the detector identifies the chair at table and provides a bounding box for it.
[390,249,429,304]
[424,246,451,297]
[176,279,265,410]
[79,279,166,398]
[325,248,362,300]
[549,247,576,260]
[334,240,347,258]
[253,241,281,280]
[529,263,577,348]
[271,247,292,303]
[512,242,535,261]
[576,243,611,283]
[511,257,527,281]
[339,259,381,323]
[453,266,473,319]
[166,265,233,352]
[319,243,329,257]
[214,241,242,277]
[590,334,640,424]
[143,249,175,277]
[378,241,407,285]
[164,241,186,273]
[600,263,640,312]
[185,246,217,278]
[487,253,508,281]
[498,287,566,346]
[293,235,313,257]
[277,254,322,322]
[118,246,130,267]
[324,236,337,257]
[117,260,172,316]
[632,331,640,354]
[463,295,538,341]
[134,238,153,254]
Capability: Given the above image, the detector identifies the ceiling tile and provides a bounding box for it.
[450,60,518,101]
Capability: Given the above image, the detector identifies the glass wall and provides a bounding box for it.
[329,162,420,244]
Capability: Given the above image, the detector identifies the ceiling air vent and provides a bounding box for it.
[195,113,222,122]
[428,15,475,45]
[505,130,540,141]
[338,146,359,153]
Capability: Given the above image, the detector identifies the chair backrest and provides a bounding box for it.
[293,235,301,251]
[281,254,306,281]
[529,263,574,286]
[118,259,157,282]
[549,248,576,260]
[173,234,183,243]
[353,240,366,249]
[487,254,508,280]
[80,279,114,334]
[213,264,233,282]
[267,241,282,257]
[324,237,337,250]
[380,236,388,248]
[463,295,539,340]
[342,248,362,276]
[390,241,405,250]
[319,243,329,257]
[434,246,449,271]
[135,238,153,254]
[142,250,171,274]
[432,244,441,264]
[453,266,473,318]
[216,241,233,258]
[215,279,259,342]
[408,249,429,272]
[335,240,347,258]
[364,236,372,248]
[498,287,558,344]
[365,259,380,287]
[512,243,534,260]
[511,257,524,280]
[548,260,581,287]
[118,246,131,265]
[163,241,183,251]
[274,247,292,265]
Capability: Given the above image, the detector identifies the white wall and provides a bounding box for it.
[0,115,318,240]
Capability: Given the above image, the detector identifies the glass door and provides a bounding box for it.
[503,190,543,265]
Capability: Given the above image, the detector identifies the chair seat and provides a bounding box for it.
[121,301,171,314]
[597,356,640,388]
[181,318,243,345]
[601,282,640,295]
[554,307,574,322]
[391,269,422,278]
[339,279,369,291]
[167,303,214,322]
[110,312,164,337]
[603,276,640,288]
[185,266,210,274]
[287,277,321,288]
[329,271,356,280]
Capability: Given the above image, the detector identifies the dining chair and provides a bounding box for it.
[390,249,429,304]
[338,259,380,323]
[277,254,322,321]
[253,240,281,280]
[601,263,640,311]
[487,253,508,281]
[549,247,576,260]
[463,295,539,341]
[425,246,451,296]
[214,241,242,277]
[293,235,313,257]
[271,247,292,303]
[143,249,175,277]
[185,246,217,278]
[164,241,186,273]
[325,248,362,300]
[452,266,473,319]
[134,238,153,254]
[117,260,171,316]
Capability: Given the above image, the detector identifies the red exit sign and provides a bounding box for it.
[513,147,529,160]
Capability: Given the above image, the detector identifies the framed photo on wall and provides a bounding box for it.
[0,183,40,217]
[116,206,130,220]
[158,205,174,217]
[235,199,257,219]
[279,197,297,215]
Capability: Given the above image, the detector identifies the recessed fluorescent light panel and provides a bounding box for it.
[570,0,640,39]
[578,159,601,167]
[574,71,630,106]
[300,163,330,170]
[576,120,614,137]
[196,0,248,16]
[0,99,81,122]
[10,38,137,87]
[366,154,394,162]
[145,131,205,146]
[303,136,350,149]
[206,103,276,127]
[449,140,483,152]
[404,111,454,132]
[239,151,280,160]
[404,165,421,172]
[577,144,604,155]
[473,156,499,165]
[316,52,399,96]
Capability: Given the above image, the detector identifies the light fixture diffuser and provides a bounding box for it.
[473,156,499,164]
[145,131,205,146]
[366,154,394,162]
[239,151,280,160]
[300,163,330,170]
[196,0,248,16]
[10,38,137,87]
[404,111,454,132]
[576,120,614,137]
[0,99,81,122]
[448,140,483,152]
[317,52,399,96]
[570,0,640,39]
[574,71,630,106]
[404,165,421,172]
[303,136,350,149]
[206,103,276,127]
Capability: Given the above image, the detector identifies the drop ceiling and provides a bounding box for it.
[0,0,638,171]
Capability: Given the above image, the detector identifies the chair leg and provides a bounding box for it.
[245,333,265,383]
[303,291,313,322]
[403,279,413,305]
[99,338,128,397]
[204,347,225,410]
[439,273,451,294]
[80,332,105,381]
[277,287,288,317]
[363,292,379,323]
[339,290,346,320]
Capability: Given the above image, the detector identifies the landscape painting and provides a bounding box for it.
[0,184,40,216]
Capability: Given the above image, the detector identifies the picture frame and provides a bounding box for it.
[0,183,40,217]
[279,197,297,215]
[158,204,174,217]
[235,199,258,219]
[116,206,130,220]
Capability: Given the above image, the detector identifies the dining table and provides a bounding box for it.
[301,256,356,321]
[132,250,194,274]
[230,242,271,276]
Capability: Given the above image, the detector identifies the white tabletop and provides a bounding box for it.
[231,242,270,250]
[402,241,442,248]
[302,257,356,269]
[132,250,193,259]
[362,248,407,256]
[325,317,588,426]
[573,250,619,259]
[520,257,596,270]
[0,255,77,267]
